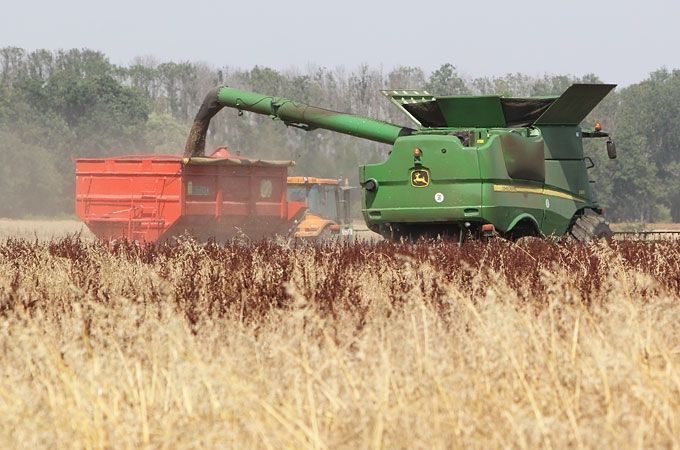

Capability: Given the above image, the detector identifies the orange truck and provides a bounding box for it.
[286,177,354,238]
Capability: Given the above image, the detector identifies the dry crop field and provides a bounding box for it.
[0,219,93,241]
[0,234,679,449]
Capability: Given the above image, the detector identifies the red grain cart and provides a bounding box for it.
[75,149,307,242]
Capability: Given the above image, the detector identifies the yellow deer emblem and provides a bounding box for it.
[411,169,430,187]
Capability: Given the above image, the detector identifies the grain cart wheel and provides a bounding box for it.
[568,213,613,242]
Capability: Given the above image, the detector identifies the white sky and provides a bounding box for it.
[3,0,679,86]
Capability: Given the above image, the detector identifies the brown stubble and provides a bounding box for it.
[0,236,679,448]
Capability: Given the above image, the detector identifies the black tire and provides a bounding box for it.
[569,213,613,242]
[507,219,539,241]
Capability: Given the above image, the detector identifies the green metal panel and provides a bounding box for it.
[534,84,616,125]
[544,160,593,202]
[477,136,547,232]
[542,197,580,236]
[540,126,585,159]
[435,96,507,128]
[540,159,595,235]
[361,135,482,223]
[480,184,546,233]
[477,132,545,182]
[476,135,509,181]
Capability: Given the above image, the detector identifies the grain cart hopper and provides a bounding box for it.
[75,148,307,242]
[185,84,618,241]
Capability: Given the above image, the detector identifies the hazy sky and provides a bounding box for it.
[4,0,680,86]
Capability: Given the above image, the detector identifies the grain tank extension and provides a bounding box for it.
[186,84,618,241]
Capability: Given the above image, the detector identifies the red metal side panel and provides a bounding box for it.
[177,164,292,239]
[75,157,182,242]
[76,155,298,242]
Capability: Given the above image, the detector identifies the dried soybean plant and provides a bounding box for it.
[0,236,679,449]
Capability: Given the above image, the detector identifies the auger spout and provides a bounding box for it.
[184,86,414,157]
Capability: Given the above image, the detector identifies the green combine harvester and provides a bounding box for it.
[185,84,618,242]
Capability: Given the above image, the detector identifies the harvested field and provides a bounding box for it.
[0,219,93,241]
[0,236,679,448]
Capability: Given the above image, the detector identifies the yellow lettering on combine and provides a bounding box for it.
[492,184,585,203]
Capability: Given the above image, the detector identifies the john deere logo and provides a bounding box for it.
[411,169,430,187]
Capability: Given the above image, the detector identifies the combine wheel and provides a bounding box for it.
[568,213,613,242]
[507,219,539,241]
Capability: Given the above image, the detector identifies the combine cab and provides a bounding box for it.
[75,148,306,242]
[287,177,354,238]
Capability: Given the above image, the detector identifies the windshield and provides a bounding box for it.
[287,185,338,220]
[287,187,307,202]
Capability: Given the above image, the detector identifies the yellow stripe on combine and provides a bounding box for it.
[493,184,585,203]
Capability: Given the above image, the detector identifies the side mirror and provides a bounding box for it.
[606,139,617,159]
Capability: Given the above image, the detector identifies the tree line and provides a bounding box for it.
[0,47,678,222]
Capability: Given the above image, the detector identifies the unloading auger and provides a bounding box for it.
[184,86,414,157]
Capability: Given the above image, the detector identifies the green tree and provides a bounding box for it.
[426,63,469,95]
[612,69,680,221]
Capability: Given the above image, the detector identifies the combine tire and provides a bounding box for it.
[569,214,613,242]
